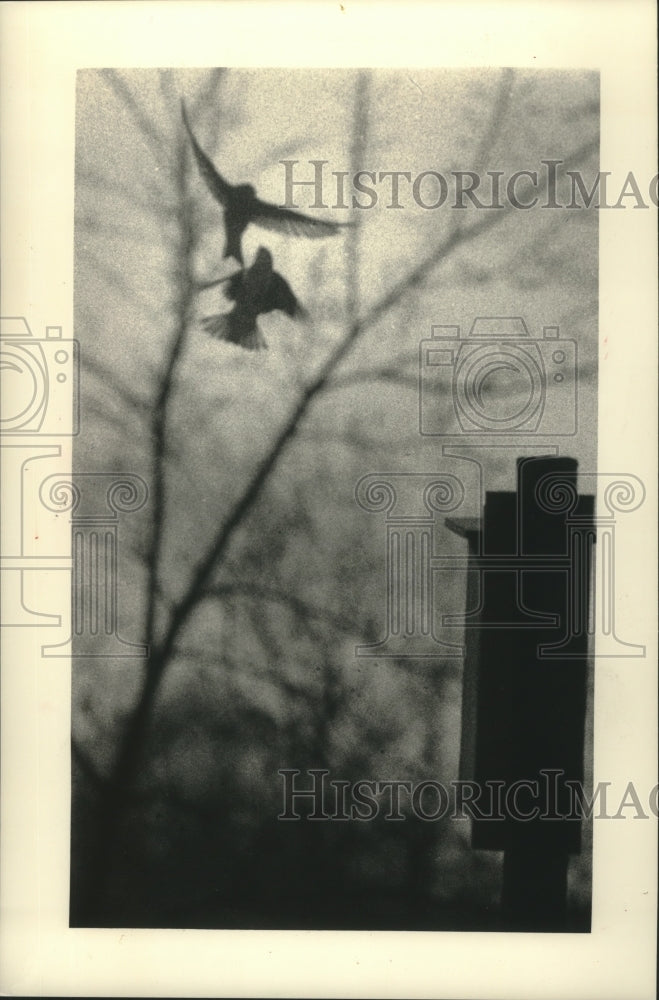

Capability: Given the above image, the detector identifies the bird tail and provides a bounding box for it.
[201,311,268,351]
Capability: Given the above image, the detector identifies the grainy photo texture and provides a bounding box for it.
[70,68,600,931]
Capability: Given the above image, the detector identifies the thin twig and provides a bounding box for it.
[205,581,358,634]
[76,86,200,925]
[81,76,599,923]
[148,112,598,679]
[99,69,172,168]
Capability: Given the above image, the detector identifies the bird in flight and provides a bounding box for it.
[181,100,350,265]
[201,246,307,350]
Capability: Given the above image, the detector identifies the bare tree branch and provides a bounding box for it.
[82,354,153,414]
[149,92,600,676]
[349,134,599,338]
[143,168,195,654]
[76,79,206,923]
[81,247,158,314]
[204,581,358,635]
[328,369,419,391]
[473,67,515,167]
[99,69,172,169]
[77,166,178,217]
[77,71,599,924]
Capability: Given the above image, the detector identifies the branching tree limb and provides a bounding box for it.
[75,68,599,923]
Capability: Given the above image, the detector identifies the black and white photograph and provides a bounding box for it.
[1,3,656,997]
[70,65,602,933]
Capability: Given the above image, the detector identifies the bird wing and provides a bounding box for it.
[225,272,244,301]
[270,272,307,319]
[181,101,233,207]
[250,197,351,239]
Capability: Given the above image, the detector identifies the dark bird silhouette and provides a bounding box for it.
[181,100,350,265]
[201,247,307,350]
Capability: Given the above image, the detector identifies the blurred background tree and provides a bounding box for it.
[72,67,598,928]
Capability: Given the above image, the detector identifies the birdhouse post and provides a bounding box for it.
[447,455,594,931]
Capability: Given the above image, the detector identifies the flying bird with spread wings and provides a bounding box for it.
[201,246,307,350]
[181,101,350,265]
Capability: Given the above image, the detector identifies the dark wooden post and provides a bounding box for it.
[447,456,594,932]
